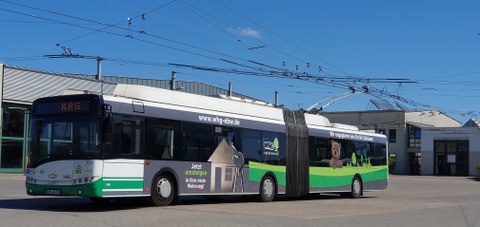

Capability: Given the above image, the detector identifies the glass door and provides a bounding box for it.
[434,140,469,176]
[1,106,28,173]
[409,153,421,175]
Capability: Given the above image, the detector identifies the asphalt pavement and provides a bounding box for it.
[0,174,479,227]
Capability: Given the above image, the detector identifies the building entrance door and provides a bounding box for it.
[434,140,469,176]
[409,153,421,175]
[0,106,28,173]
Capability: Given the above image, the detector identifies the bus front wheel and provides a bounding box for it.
[150,174,176,206]
[259,175,276,202]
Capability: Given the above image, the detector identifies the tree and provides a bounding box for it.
[476,161,480,175]
[389,157,396,173]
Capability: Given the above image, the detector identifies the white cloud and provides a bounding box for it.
[228,27,262,38]
[239,27,261,38]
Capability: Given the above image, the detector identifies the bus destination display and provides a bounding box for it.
[35,100,92,114]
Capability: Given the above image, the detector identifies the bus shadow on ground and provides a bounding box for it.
[0,194,377,212]
[467,176,480,182]
[184,193,377,206]
[0,197,148,212]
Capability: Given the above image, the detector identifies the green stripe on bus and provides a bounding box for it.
[248,161,388,188]
[103,177,144,180]
[309,171,387,188]
[248,162,286,186]
[310,165,388,177]
[103,179,144,189]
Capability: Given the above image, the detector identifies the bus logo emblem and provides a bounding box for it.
[48,174,57,179]
[75,165,82,174]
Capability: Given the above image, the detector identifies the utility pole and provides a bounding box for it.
[96,56,102,80]
[45,54,105,94]
[275,91,279,108]
[228,81,233,97]
[170,71,176,90]
[45,54,103,81]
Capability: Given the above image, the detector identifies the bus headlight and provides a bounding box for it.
[26,177,38,184]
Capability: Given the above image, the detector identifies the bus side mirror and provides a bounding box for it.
[103,104,112,112]
[103,104,112,133]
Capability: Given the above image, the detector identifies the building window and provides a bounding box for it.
[377,129,386,135]
[388,129,396,143]
[2,107,25,137]
[1,106,27,170]
[407,125,421,148]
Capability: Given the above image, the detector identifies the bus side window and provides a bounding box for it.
[241,129,262,163]
[120,132,131,155]
[374,143,387,166]
[149,128,174,160]
[182,122,213,162]
[107,115,144,159]
[146,118,181,160]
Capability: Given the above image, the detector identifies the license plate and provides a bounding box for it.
[45,189,61,195]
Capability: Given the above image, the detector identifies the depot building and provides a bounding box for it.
[321,110,480,176]
[421,123,480,176]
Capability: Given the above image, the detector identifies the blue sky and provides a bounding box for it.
[1,0,480,123]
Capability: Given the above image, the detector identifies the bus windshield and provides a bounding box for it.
[29,116,101,167]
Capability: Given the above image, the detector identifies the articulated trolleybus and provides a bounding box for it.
[26,84,388,205]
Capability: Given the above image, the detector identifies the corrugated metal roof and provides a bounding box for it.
[3,66,116,103]
[463,119,480,128]
[101,76,260,101]
[2,65,265,104]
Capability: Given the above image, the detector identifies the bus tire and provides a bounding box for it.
[259,175,276,202]
[150,174,176,206]
[350,176,362,199]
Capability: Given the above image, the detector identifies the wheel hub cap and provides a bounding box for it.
[157,178,172,199]
[264,179,273,197]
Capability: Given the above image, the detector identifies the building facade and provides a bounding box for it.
[421,127,480,176]
[320,110,461,175]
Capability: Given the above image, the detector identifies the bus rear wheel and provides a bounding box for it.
[259,175,276,202]
[350,176,362,199]
[150,174,176,206]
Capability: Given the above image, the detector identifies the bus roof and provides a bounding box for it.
[102,84,382,138]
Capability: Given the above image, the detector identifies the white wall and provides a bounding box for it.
[405,111,460,127]
[421,127,480,176]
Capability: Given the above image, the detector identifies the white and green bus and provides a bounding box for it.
[26,84,388,205]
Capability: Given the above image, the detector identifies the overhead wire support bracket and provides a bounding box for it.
[306,86,369,112]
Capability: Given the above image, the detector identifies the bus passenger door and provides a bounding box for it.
[103,115,145,197]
